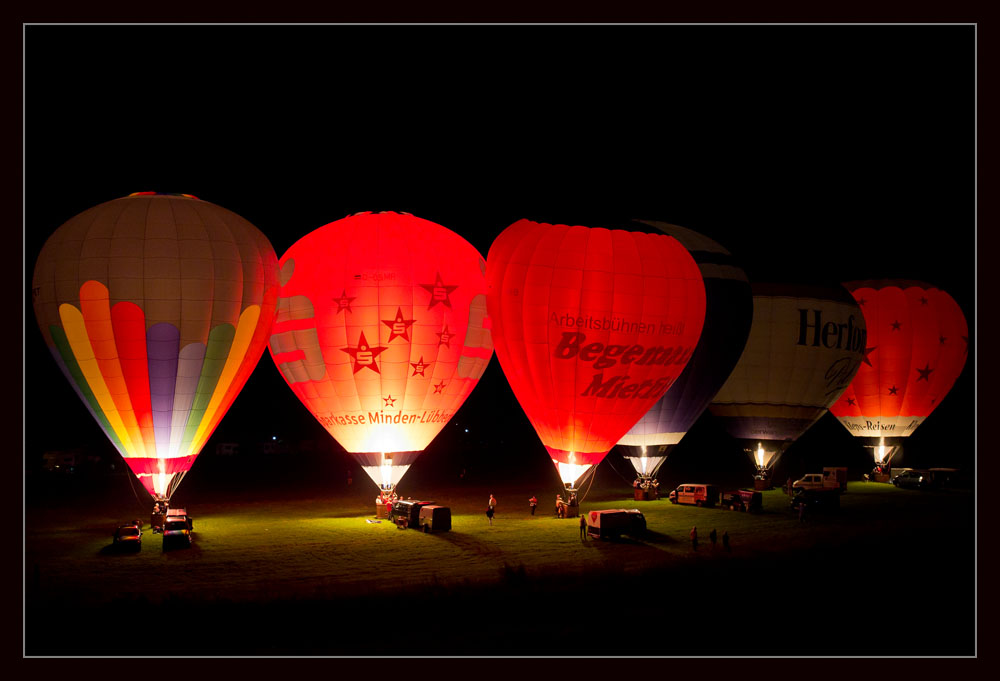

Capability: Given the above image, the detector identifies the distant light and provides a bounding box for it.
[272,436,277,441]
[464,429,469,433]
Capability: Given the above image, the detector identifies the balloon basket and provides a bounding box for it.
[375,504,389,519]
[753,479,773,491]
[634,488,659,501]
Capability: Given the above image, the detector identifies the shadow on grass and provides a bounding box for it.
[97,543,142,556]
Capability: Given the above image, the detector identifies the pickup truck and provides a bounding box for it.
[792,467,847,493]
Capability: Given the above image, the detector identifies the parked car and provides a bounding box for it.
[668,484,719,507]
[162,517,193,547]
[113,524,142,551]
[892,469,935,490]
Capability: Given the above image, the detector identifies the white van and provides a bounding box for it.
[668,484,719,507]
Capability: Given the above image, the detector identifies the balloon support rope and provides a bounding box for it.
[123,465,149,513]
[579,466,598,504]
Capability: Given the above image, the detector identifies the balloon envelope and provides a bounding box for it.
[709,283,867,474]
[32,192,280,500]
[267,211,493,491]
[486,219,706,489]
[829,280,968,465]
[617,220,752,479]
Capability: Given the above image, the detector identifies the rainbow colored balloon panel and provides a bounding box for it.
[32,194,279,500]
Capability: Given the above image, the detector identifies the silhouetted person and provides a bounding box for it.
[690,526,698,551]
[580,514,587,539]
[529,495,538,515]
[709,528,717,548]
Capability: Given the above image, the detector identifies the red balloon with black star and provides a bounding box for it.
[267,212,494,492]
[829,279,968,466]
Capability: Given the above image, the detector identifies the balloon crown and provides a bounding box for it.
[126,192,200,200]
[347,210,414,218]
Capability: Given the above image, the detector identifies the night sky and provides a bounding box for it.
[23,25,976,484]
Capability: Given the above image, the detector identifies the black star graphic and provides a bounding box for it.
[436,324,454,348]
[930,397,937,404]
[916,363,934,382]
[420,272,458,309]
[857,297,867,306]
[383,395,396,407]
[846,397,856,407]
[433,380,446,394]
[890,320,901,331]
[862,346,877,367]
[919,296,928,305]
[341,331,387,374]
[410,356,429,377]
[939,335,947,345]
[888,385,898,396]
[334,289,356,314]
[382,306,417,343]
[962,336,969,354]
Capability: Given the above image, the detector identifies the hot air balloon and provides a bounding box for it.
[486,219,707,494]
[709,284,867,485]
[31,192,280,504]
[267,211,493,495]
[616,220,752,489]
[829,280,968,472]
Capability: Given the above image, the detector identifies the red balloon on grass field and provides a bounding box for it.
[829,280,968,468]
[267,211,494,493]
[486,219,706,491]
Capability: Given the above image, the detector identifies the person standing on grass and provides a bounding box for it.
[690,526,698,551]
[486,504,495,526]
[722,530,730,552]
[709,528,717,549]
[580,514,588,539]
[489,494,497,513]
[529,495,538,515]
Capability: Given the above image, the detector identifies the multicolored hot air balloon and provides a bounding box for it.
[709,284,866,483]
[31,192,280,502]
[829,280,968,470]
[616,220,752,485]
[486,219,707,492]
[267,211,493,493]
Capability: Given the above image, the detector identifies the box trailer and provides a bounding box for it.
[586,509,646,540]
[418,505,452,533]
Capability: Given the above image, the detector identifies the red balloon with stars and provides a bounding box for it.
[829,279,968,467]
[267,212,494,493]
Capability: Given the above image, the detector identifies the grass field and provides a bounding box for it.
[25,475,975,656]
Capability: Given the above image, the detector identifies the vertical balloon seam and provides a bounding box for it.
[169,342,208,458]
[191,304,263,456]
[504,221,548,445]
[491,229,525,442]
[111,300,157,459]
[47,327,127,455]
[194,210,277,457]
[58,302,137,456]
[170,202,217,456]
[79,280,147,458]
[550,224,580,453]
[180,323,236,456]
[147,322,180,460]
